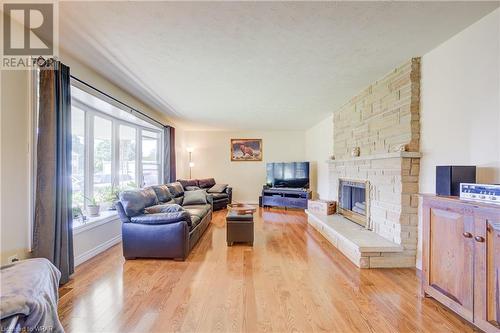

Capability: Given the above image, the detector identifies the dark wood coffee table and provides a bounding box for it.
[227,203,257,215]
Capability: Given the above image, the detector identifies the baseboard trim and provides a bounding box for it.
[74,234,121,266]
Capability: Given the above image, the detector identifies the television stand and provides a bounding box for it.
[261,187,311,209]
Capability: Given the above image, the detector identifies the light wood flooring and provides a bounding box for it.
[59,208,476,333]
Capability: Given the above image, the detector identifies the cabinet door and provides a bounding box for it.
[474,208,500,333]
[422,199,475,321]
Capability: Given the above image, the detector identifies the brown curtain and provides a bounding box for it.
[163,126,176,183]
[32,61,74,285]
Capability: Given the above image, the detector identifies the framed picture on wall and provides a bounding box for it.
[230,139,263,161]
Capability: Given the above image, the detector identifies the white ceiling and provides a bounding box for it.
[59,1,499,130]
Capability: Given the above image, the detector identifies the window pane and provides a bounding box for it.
[71,107,85,208]
[141,131,160,186]
[93,116,112,204]
[142,130,159,139]
[119,125,136,189]
[142,137,158,162]
[143,164,159,187]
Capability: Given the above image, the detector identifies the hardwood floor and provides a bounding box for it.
[59,208,476,333]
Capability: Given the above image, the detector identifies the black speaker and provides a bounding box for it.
[436,166,476,196]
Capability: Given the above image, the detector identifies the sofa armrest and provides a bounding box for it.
[206,193,214,205]
[116,201,131,223]
[122,220,189,260]
[130,211,192,226]
[225,187,233,204]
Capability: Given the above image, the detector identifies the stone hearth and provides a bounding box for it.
[306,210,405,268]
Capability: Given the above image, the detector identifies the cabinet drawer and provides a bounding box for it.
[286,198,308,208]
[262,196,284,207]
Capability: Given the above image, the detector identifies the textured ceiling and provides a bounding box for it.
[59,1,498,130]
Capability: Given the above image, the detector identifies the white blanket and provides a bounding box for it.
[0,258,64,333]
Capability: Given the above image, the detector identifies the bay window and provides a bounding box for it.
[70,82,163,223]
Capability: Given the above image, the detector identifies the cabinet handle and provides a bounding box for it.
[462,232,473,238]
[474,236,485,243]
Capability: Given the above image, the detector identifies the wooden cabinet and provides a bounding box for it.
[261,188,311,209]
[422,195,500,333]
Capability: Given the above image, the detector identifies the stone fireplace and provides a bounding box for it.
[307,58,421,268]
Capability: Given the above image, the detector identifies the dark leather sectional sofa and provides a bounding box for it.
[116,179,231,260]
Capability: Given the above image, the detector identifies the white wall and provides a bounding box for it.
[417,8,500,269]
[420,8,500,193]
[73,217,121,266]
[305,115,333,200]
[182,130,306,203]
[0,70,31,263]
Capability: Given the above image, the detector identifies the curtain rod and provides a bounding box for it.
[70,75,166,128]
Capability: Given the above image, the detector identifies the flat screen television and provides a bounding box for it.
[266,162,310,188]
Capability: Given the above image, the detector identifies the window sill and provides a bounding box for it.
[73,210,119,235]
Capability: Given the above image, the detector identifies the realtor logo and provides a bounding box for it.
[3,3,54,55]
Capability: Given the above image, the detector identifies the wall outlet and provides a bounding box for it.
[7,254,19,263]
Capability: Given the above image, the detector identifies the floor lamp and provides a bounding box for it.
[187,147,194,179]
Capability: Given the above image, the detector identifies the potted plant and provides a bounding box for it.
[103,185,122,210]
[99,183,126,210]
[84,195,100,217]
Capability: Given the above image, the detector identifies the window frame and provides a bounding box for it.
[70,83,164,211]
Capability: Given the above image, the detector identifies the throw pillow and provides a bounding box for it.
[182,189,208,205]
[198,178,216,189]
[208,184,228,193]
[145,204,185,214]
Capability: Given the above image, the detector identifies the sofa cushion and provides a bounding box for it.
[198,178,216,189]
[190,215,202,229]
[119,188,158,217]
[130,211,191,226]
[183,204,211,219]
[207,184,228,193]
[182,190,208,206]
[166,182,184,198]
[211,192,229,201]
[151,185,173,203]
[145,204,184,214]
[177,179,198,189]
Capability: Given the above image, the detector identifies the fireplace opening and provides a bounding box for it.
[338,179,369,227]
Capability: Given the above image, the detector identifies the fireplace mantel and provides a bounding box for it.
[326,151,421,164]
